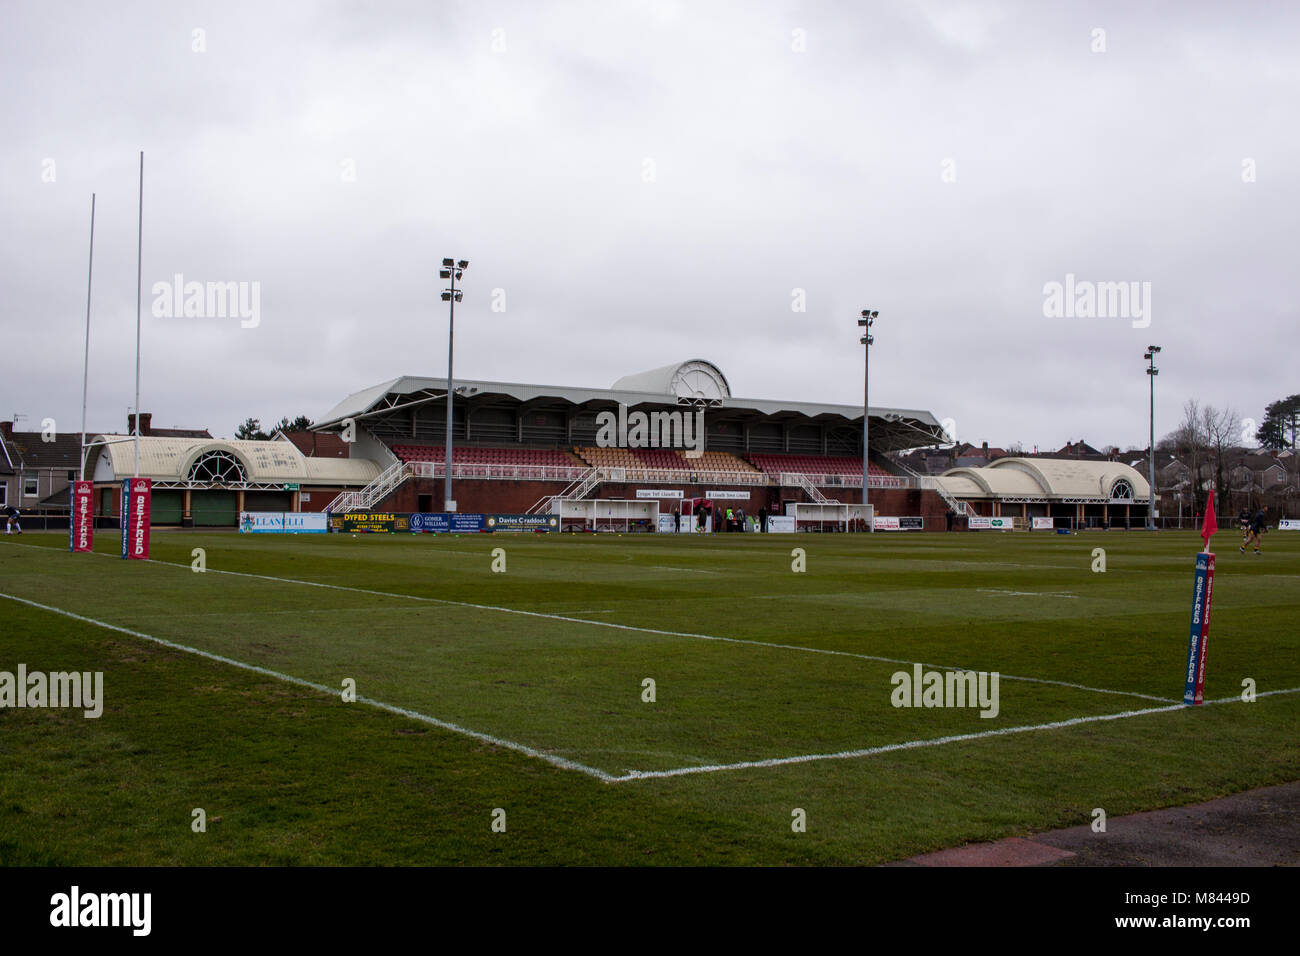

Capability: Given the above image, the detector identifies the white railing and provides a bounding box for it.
[405,461,591,482]
[784,473,837,504]
[775,471,907,490]
[527,467,601,514]
[595,467,767,486]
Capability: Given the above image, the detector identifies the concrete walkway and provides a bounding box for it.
[890,781,1300,866]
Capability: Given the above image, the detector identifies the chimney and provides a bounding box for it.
[127,412,152,436]
[0,421,11,439]
[981,441,988,457]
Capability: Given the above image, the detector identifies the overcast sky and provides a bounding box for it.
[3,0,1296,452]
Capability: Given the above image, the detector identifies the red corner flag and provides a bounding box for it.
[1201,490,1218,550]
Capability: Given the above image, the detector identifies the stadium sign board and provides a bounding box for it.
[1032,517,1055,530]
[338,512,408,533]
[765,516,796,533]
[486,514,558,532]
[637,489,683,499]
[69,480,94,552]
[969,516,1014,530]
[239,512,328,533]
[706,490,749,500]
[1279,519,1300,531]
[874,516,923,531]
[120,478,151,560]
[409,513,486,533]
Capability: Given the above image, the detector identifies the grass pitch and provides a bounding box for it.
[1,528,1296,865]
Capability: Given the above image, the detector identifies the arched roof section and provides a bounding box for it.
[611,359,731,401]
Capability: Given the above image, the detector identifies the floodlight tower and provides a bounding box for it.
[440,258,468,510]
[858,310,877,524]
[1145,345,1161,530]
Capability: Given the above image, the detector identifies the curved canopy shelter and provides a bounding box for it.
[937,457,1151,505]
[87,435,381,490]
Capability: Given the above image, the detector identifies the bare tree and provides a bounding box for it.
[1201,404,1241,510]
[1168,399,1207,515]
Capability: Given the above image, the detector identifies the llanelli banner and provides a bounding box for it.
[120,477,151,560]
[239,512,329,533]
[69,480,94,552]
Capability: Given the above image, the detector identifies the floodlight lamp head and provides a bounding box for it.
[440,270,451,279]
[454,291,463,301]
[442,258,455,268]
[441,292,452,301]
[454,270,463,280]
[1149,345,1161,353]
[457,260,469,270]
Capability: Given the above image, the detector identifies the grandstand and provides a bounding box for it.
[313,359,958,524]
[70,358,1153,529]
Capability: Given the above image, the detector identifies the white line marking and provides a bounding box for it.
[608,687,1300,782]
[0,590,618,783]
[4,555,1294,785]
[0,539,1175,704]
[646,565,721,574]
[979,588,1078,599]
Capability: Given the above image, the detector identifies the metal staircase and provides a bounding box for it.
[526,467,600,514]
[324,460,412,514]
[784,472,838,504]
[892,459,974,517]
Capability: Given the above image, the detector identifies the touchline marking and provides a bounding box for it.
[4,562,1294,786]
[607,687,1300,782]
[978,588,1078,599]
[0,590,618,783]
[0,540,1174,704]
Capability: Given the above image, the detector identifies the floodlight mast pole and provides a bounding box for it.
[858,310,877,530]
[441,258,468,510]
[1146,346,1160,530]
[79,194,96,481]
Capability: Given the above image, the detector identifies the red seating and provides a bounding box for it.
[747,454,877,476]
[390,445,581,467]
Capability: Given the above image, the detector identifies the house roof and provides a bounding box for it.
[4,431,85,471]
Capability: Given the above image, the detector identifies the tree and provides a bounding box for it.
[1201,404,1241,510]
[288,415,313,431]
[1166,400,1207,516]
[1258,394,1300,450]
[235,418,267,441]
